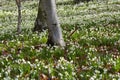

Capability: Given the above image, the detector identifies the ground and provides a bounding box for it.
[0,0,120,79]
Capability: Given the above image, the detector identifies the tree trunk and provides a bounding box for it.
[15,0,22,34]
[33,0,47,32]
[34,0,65,46]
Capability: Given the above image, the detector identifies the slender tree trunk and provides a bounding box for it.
[34,0,65,46]
[15,0,22,34]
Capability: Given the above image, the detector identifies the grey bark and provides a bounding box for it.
[33,0,47,32]
[15,0,22,34]
[34,0,65,46]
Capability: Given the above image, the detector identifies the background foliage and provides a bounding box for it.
[0,0,120,79]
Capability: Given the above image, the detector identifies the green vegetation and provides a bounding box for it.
[0,0,120,79]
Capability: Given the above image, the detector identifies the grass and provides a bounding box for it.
[0,0,120,79]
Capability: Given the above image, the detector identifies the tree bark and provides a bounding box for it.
[15,0,22,34]
[33,0,47,32]
[34,0,65,46]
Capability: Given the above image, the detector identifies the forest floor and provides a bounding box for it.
[0,0,120,79]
